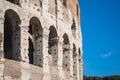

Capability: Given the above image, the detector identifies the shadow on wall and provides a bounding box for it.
[0,32,3,58]
[6,0,20,6]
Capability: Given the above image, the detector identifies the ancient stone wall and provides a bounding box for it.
[0,0,83,80]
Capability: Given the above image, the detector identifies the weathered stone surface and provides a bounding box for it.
[0,0,83,80]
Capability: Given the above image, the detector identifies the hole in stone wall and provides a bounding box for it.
[34,4,37,6]
[4,16,12,59]
[65,64,67,67]
[38,49,40,51]
[79,59,81,62]
[55,60,57,62]
[65,56,68,58]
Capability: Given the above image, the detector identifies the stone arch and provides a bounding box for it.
[48,26,58,66]
[6,0,20,6]
[71,19,76,38]
[62,33,70,71]
[4,9,21,61]
[73,43,77,79]
[28,17,43,67]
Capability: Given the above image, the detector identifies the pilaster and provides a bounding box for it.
[42,28,50,80]
[20,22,30,80]
[57,38,64,80]
[0,7,4,80]
[69,45,74,80]
[76,53,79,80]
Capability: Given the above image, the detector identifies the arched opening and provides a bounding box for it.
[62,33,70,71]
[28,17,43,67]
[4,9,21,61]
[6,0,20,6]
[73,44,77,79]
[71,19,76,38]
[48,26,58,66]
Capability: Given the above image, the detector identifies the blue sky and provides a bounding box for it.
[78,0,120,77]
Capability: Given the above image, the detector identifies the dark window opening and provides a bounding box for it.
[63,33,70,71]
[28,24,33,35]
[6,0,20,6]
[29,17,43,67]
[48,26,58,66]
[48,27,58,48]
[4,15,12,59]
[4,9,21,61]
[28,38,34,64]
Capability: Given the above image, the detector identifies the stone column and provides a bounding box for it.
[42,28,50,80]
[79,61,83,80]
[69,46,74,80]
[42,0,49,16]
[79,55,83,80]
[0,18,4,80]
[20,24,29,62]
[0,2,4,79]
[76,53,79,80]
[20,23,30,80]
[57,38,64,80]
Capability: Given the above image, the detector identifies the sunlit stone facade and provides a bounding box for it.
[0,0,83,80]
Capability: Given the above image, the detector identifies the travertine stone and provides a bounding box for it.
[0,0,83,80]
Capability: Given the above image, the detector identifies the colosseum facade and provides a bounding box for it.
[0,0,83,80]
